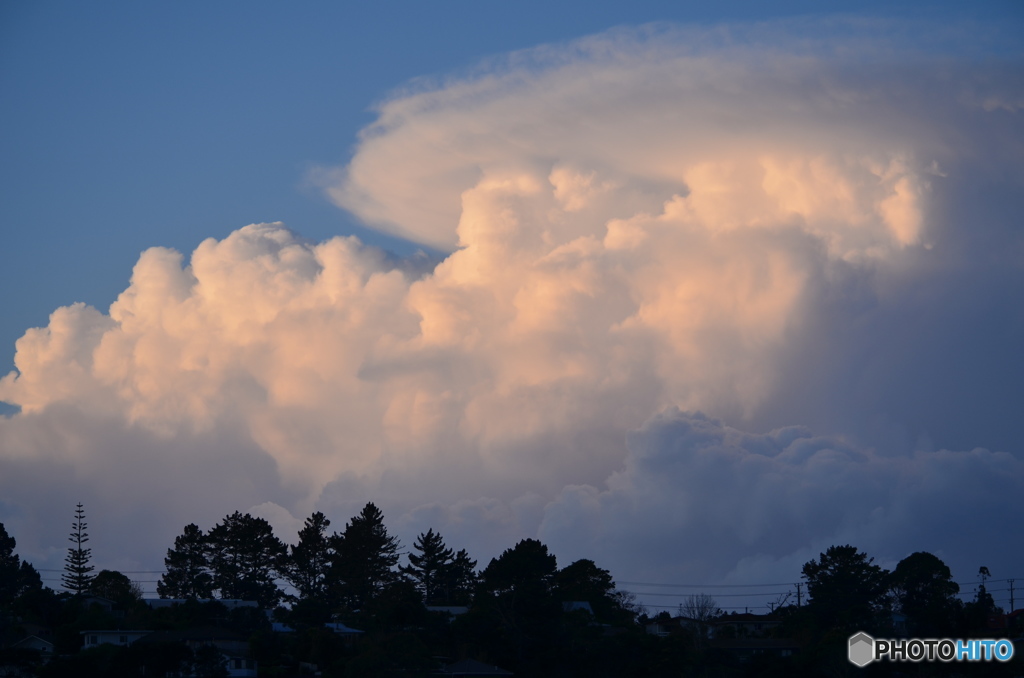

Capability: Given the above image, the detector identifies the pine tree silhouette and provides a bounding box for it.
[62,503,95,594]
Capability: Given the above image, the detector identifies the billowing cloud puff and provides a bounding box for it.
[332,24,954,257]
[1,21,1022,593]
[539,409,1024,589]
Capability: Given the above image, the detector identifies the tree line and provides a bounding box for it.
[155,504,479,614]
[1,504,1020,677]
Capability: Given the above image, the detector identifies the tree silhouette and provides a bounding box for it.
[889,552,961,636]
[476,539,560,667]
[555,559,614,602]
[973,565,996,611]
[554,558,621,621]
[284,511,333,600]
[400,528,454,605]
[480,538,557,599]
[442,548,477,606]
[802,544,889,633]
[62,503,95,594]
[0,523,20,608]
[964,564,1000,630]
[206,512,287,608]
[679,593,721,648]
[158,523,214,599]
[0,522,42,610]
[90,569,143,606]
[329,503,400,610]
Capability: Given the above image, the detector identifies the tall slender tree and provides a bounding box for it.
[329,502,400,610]
[157,523,214,599]
[284,512,333,600]
[62,503,95,594]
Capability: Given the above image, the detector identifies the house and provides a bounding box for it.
[144,598,257,610]
[325,622,364,636]
[890,611,908,636]
[136,628,256,678]
[219,653,257,678]
[710,612,781,639]
[1006,608,1024,637]
[78,595,117,614]
[435,658,514,676]
[709,637,801,662]
[80,629,152,649]
[644,615,705,638]
[10,635,54,655]
[10,634,55,663]
[562,601,594,616]
[77,594,129,619]
[426,605,470,618]
[0,638,48,678]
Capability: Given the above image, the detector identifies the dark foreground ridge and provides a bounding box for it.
[1,505,1021,676]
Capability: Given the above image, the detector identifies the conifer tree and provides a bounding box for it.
[400,528,454,605]
[284,512,332,600]
[443,548,478,606]
[62,503,95,594]
[329,502,400,610]
[157,523,214,599]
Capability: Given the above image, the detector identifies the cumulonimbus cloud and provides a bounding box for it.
[538,409,1024,587]
[1,20,1022,587]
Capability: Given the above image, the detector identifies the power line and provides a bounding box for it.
[623,590,793,599]
[36,568,165,574]
[618,581,794,589]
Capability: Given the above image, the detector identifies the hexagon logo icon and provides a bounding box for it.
[848,632,874,667]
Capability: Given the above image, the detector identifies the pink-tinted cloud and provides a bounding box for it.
[1,20,1021,591]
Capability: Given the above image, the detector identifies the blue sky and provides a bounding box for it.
[1,2,1023,608]
[4,0,1020,375]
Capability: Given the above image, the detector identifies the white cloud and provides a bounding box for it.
[1,20,1022,588]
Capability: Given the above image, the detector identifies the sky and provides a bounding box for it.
[2,1,1023,612]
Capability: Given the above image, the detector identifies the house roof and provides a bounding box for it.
[325,622,364,635]
[438,658,513,676]
[711,638,801,650]
[11,635,55,650]
[134,627,246,644]
[426,606,470,616]
[77,595,116,610]
[144,598,257,609]
[79,629,152,635]
[714,612,779,623]
[645,615,701,627]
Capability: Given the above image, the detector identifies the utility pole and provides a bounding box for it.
[796,583,803,607]
[768,592,790,614]
[1009,579,1015,612]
